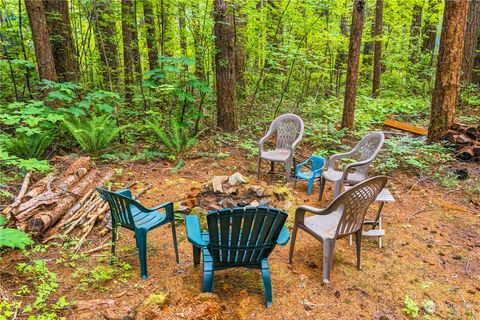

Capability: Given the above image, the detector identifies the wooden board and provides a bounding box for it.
[384,118,428,135]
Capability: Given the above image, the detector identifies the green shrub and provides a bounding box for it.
[146,116,204,158]
[403,295,420,318]
[63,115,123,155]
[5,132,53,159]
[0,216,33,251]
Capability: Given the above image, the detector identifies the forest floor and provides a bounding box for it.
[1,141,480,319]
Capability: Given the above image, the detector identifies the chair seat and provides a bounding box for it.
[260,149,291,162]
[303,210,343,240]
[322,168,367,183]
[130,206,167,230]
[296,171,321,180]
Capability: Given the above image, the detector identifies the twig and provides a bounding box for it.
[465,258,473,279]
[84,238,110,254]
[10,172,31,209]
[406,177,426,194]
[408,208,427,221]
[133,183,152,199]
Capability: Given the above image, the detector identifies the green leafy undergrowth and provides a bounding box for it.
[73,261,132,291]
[0,215,33,251]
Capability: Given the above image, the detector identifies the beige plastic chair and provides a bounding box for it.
[257,114,304,182]
[289,176,387,283]
[319,131,384,200]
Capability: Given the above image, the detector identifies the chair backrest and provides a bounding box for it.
[329,176,387,237]
[309,155,326,171]
[96,187,143,229]
[352,132,384,174]
[206,206,288,267]
[269,114,304,149]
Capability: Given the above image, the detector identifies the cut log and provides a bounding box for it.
[2,172,31,218]
[456,146,480,162]
[384,118,428,135]
[28,170,113,233]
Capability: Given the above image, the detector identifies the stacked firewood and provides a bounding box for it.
[443,123,480,162]
[2,157,114,245]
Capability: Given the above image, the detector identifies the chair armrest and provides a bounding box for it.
[276,226,290,246]
[145,202,175,221]
[258,132,271,153]
[341,158,374,180]
[186,215,209,248]
[295,159,312,175]
[327,150,356,169]
[295,205,328,224]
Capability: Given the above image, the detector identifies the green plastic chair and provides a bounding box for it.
[97,187,179,279]
[186,206,290,307]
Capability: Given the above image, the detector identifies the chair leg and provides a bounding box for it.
[293,177,297,191]
[322,239,335,284]
[307,179,314,195]
[288,225,298,264]
[171,220,179,264]
[261,259,273,307]
[332,180,343,198]
[355,231,362,270]
[285,159,292,183]
[257,157,261,179]
[110,226,117,265]
[193,246,201,265]
[203,254,214,292]
[135,230,148,279]
[269,161,275,173]
[318,177,326,201]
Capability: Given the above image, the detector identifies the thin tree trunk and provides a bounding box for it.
[214,0,237,132]
[335,0,349,96]
[24,0,57,81]
[122,0,135,107]
[43,0,79,82]
[233,2,247,101]
[0,32,19,101]
[178,1,187,58]
[18,0,33,99]
[341,0,366,131]
[372,0,383,97]
[422,0,440,54]
[143,0,158,70]
[94,0,120,90]
[461,0,480,84]
[409,2,423,64]
[428,0,468,142]
[473,33,480,84]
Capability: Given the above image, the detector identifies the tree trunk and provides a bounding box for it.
[474,32,480,84]
[372,0,383,97]
[428,0,468,142]
[334,0,349,95]
[341,0,366,131]
[43,0,79,82]
[461,0,480,84]
[178,1,187,59]
[409,3,423,63]
[234,2,247,100]
[422,0,441,54]
[122,0,135,107]
[24,0,57,81]
[143,0,158,70]
[214,0,237,132]
[94,0,121,90]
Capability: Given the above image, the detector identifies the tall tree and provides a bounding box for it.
[178,1,188,59]
[409,2,423,63]
[233,1,247,100]
[341,0,366,130]
[122,0,135,107]
[43,0,79,82]
[94,0,121,90]
[143,0,158,70]
[428,0,468,142]
[461,0,480,84]
[214,0,237,132]
[372,0,383,97]
[422,0,440,54]
[474,33,480,84]
[24,0,57,81]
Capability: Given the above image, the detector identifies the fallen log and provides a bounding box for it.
[28,170,113,233]
[3,172,31,219]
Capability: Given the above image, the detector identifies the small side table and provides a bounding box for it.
[348,188,395,248]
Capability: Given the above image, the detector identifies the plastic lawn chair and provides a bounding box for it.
[97,187,179,279]
[293,155,326,195]
[186,206,290,307]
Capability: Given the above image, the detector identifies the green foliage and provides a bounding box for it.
[73,262,132,291]
[403,295,420,318]
[146,116,204,158]
[0,216,33,251]
[4,133,53,160]
[63,115,123,155]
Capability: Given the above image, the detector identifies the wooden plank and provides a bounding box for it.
[384,118,428,135]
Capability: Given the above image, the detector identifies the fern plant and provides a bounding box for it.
[4,133,53,160]
[63,115,123,156]
[146,117,204,159]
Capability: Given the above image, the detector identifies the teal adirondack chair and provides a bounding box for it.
[97,187,179,279]
[186,206,290,307]
[293,155,326,195]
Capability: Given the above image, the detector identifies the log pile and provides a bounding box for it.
[443,123,480,162]
[2,157,115,244]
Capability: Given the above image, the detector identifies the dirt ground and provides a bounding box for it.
[1,144,479,319]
